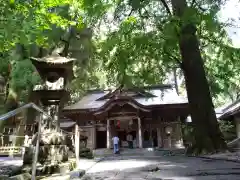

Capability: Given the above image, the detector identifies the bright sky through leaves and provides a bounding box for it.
[219,0,240,47]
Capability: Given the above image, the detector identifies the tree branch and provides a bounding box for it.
[159,0,172,15]
[191,0,196,7]
[226,91,234,102]
[128,8,133,17]
[171,56,183,68]
[164,51,183,68]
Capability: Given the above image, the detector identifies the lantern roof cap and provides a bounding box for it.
[30,54,75,64]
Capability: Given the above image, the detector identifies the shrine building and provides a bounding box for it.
[62,85,189,150]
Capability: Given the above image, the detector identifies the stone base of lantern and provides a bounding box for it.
[23,128,69,166]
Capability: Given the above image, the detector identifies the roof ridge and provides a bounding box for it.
[87,84,174,92]
[221,99,240,113]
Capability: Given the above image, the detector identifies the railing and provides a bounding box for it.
[0,146,22,156]
[0,102,53,180]
[0,102,52,121]
[227,137,240,148]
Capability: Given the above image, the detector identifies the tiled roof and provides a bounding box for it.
[218,99,240,119]
[64,85,188,111]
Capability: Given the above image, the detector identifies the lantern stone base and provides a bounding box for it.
[23,129,69,166]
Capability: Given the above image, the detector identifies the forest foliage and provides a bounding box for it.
[0,0,239,106]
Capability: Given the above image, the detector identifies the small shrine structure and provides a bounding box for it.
[218,99,240,140]
[63,85,189,150]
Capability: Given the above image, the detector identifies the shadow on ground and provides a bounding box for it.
[81,156,240,180]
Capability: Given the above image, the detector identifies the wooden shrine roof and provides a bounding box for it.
[63,84,188,112]
[218,99,240,120]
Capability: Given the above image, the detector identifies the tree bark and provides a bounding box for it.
[170,0,227,153]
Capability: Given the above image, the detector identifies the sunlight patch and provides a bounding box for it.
[88,159,156,173]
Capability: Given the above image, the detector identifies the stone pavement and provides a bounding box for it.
[77,158,102,171]
[201,151,240,162]
[0,157,22,175]
[81,155,240,180]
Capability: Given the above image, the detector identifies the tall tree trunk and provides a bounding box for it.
[171,0,226,154]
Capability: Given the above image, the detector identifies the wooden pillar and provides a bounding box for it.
[138,117,143,148]
[75,124,80,165]
[149,124,153,147]
[168,135,172,148]
[176,117,184,148]
[157,128,162,148]
[92,123,96,149]
[107,119,111,149]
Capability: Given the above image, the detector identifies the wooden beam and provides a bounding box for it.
[107,115,138,121]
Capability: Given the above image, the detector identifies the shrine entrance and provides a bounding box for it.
[116,130,137,148]
[96,130,107,149]
[106,116,143,149]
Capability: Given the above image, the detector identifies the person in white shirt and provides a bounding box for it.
[127,133,133,149]
[112,135,119,154]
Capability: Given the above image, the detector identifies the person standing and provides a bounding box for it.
[127,133,133,149]
[112,135,119,154]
